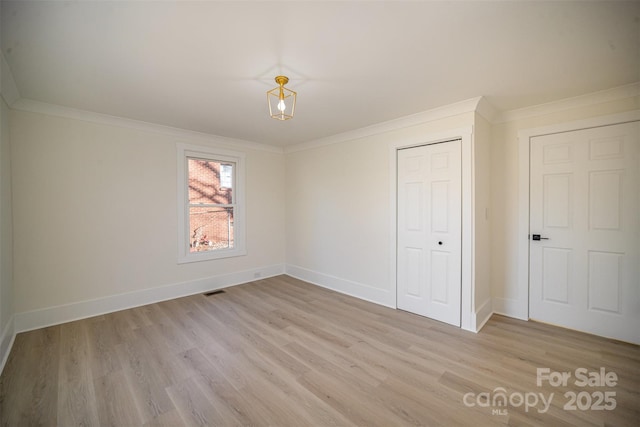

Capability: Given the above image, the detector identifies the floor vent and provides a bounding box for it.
[204,289,226,297]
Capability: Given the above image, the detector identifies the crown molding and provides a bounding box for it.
[495,82,640,124]
[0,54,20,107]
[284,96,484,154]
[8,79,637,153]
[10,98,284,154]
[475,96,498,123]
[283,82,638,154]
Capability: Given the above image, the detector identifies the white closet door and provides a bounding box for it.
[397,140,462,326]
[529,121,640,344]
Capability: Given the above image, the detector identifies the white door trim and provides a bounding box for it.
[389,126,474,331]
[516,110,640,321]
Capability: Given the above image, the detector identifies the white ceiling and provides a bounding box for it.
[2,1,639,147]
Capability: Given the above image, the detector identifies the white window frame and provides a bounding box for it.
[177,143,246,263]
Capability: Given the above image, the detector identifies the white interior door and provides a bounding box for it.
[529,121,640,344]
[397,140,462,326]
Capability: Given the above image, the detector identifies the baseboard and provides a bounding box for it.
[0,315,16,376]
[14,264,285,333]
[474,298,493,332]
[285,264,395,308]
[492,297,528,321]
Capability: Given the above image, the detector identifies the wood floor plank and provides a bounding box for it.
[140,302,197,355]
[115,336,176,423]
[86,316,123,378]
[0,326,61,426]
[166,376,237,427]
[93,369,143,426]
[236,347,353,425]
[141,409,186,427]
[202,344,343,425]
[283,326,385,387]
[131,325,195,385]
[178,348,265,427]
[1,275,639,426]
[297,369,402,426]
[57,320,100,427]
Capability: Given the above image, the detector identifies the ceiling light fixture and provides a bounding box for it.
[267,75,296,121]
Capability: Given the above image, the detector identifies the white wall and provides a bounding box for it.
[490,94,640,318]
[285,113,476,307]
[0,96,14,368]
[10,110,286,329]
[0,0,17,369]
[473,113,492,323]
[285,130,392,303]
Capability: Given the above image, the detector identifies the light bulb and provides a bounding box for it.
[277,99,286,112]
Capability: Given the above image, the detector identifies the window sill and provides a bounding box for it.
[178,247,247,264]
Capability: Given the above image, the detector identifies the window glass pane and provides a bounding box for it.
[188,158,233,204]
[220,164,233,189]
[189,206,234,252]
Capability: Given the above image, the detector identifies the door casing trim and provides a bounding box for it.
[389,126,474,331]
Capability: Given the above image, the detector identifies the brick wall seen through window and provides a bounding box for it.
[188,158,235,252]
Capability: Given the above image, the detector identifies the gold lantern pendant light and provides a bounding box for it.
[267,75,296,120]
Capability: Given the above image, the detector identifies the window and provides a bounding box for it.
[177,144,246,263]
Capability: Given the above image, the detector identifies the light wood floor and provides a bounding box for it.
[1,275,638,426]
